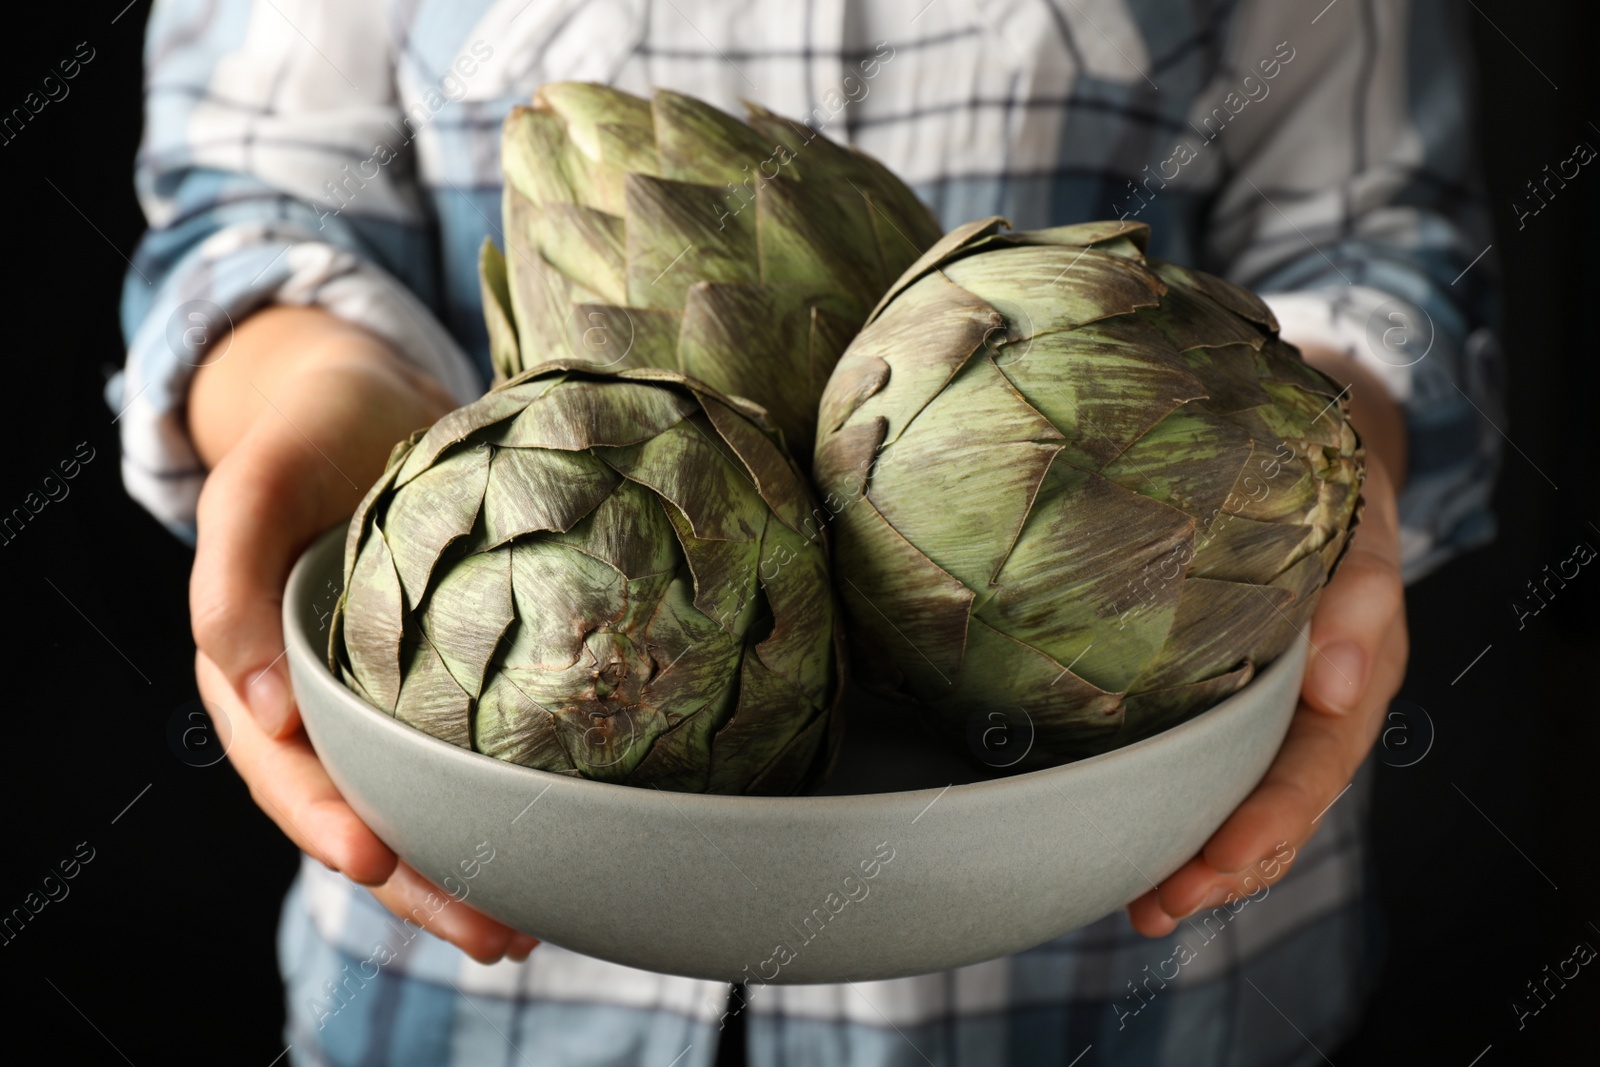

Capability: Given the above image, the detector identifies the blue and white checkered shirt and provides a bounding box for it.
[116,2,1499,1064]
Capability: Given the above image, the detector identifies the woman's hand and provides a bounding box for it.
[1128,344,1409,935]
[188,306,539,963]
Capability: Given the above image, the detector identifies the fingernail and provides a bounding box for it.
[507,934,540,961]
[1310,642,1367,714]
[1175,886,1229,920]
[247,663,292,735]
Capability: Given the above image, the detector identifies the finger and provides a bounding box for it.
[507,934,542,962]
[1184,613,1403,899]
[1127,887,1179,938]
[191,433,331,737]
[202,651,398,886]
[1302,467,1403,717]
[369,862,525,965]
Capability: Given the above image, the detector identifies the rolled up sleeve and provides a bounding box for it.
[1201,0,1503,583]
[114,0,483,541]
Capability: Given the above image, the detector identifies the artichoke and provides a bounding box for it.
[813,218,1364,766]
[330,363,842,794]
[481,82,944,462]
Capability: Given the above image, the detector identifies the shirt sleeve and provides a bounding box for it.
[112,0,484,542]
[1198,0,1503,583]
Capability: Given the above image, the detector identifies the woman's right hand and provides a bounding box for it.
[188,306,539,963]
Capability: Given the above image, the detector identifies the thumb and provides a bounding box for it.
[1303,464,1403,716]
[191,429,349,738]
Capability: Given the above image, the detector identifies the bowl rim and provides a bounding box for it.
[287,522,1306,810]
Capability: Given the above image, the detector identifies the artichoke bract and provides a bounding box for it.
[330,363,842,795]
[813,218,1364,765]
[481,82,944,462]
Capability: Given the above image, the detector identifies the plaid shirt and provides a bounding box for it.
[116,1,1498,1064]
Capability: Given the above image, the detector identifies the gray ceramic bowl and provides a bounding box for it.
[285,524,1304,984]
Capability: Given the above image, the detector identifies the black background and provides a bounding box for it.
[0,2,1595,1063]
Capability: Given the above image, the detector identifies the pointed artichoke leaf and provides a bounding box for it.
[1013,219,1152,253]
[510,102,625,215]
[812,415,885,507]
[751,517,833,695]
[481,446,619,547]
[342,530,406,712]
[975,460,1193,692]
[678,282,816,452]
[839,270,1002,446]
[652,89,778,185]
[1213,418,1323,523]
[504,189,582,366]
[620,698,719,792]
[696,394,813,534]
[594,416,764,541]
[940,245,1165,339]
[998,327,1206,469]
[488,378,697,450]
[416,549,513,701]
[1130,576,1292,692]
[816,353,888,440]
[1148,258,1278,331]
[1191,512,1312,584]
[736,102,815,176]
[739,101,866,187]
[396,377,557,486]
[1235,460,1321,523]
[739,696,831,796]
[474,671,574,770]
[535,83,654,167]
[705,653,821,795]
[831,494,973,701]
[1252,556,1327,666]
[1118,663,1254,746]
[393,635,473,749]
[532,203,627,306]
[757,176,881,315]
[855,176,944,272]
[1183,344,1274,414]
[479,239,520,383]
[1256,337,1343,398]
[568,303,680,371]
[501,106,584,207]
[624,174,759,306]
[1252,381,1349,449]
[657,496,759,632]
[866,215,1010,323]
[500,539,627,676]
[1101,403,1257,523]
[806,301,860,417]
[945,618,1123,763]
[640,575,744,725]
[544,479,678,581]
[1270,549,1328,602]
[871,355,1064,589]
[383,443,491,606]
[1139,281,1267,351]
[346,432,416,584]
